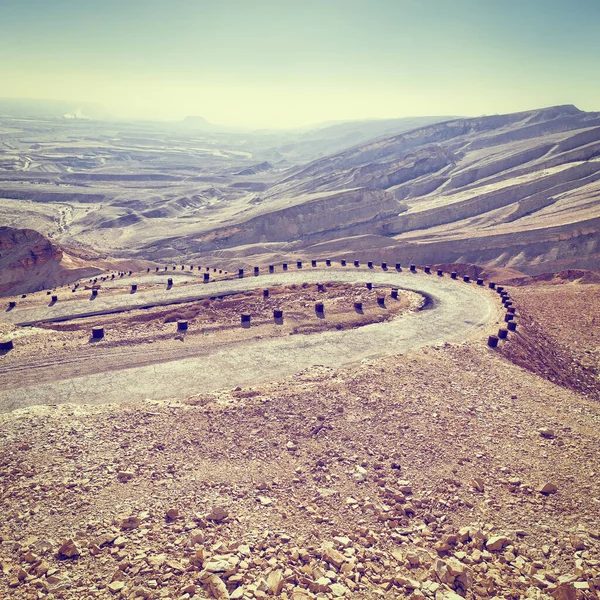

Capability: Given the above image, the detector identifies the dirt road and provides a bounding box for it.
[0,269,501,411]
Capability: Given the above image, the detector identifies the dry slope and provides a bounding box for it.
[180,105,600,274]
[0,345,598,600]
[0,226,154,297]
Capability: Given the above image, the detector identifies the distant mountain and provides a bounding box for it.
[299,116,457,144]
[181,115,216,129]
[252,116,455,163]
[177,115,241,133]
[5,104,599,275]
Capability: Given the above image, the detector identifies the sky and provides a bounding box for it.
[0,0,599,128]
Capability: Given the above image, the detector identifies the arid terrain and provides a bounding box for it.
[1,106,600,600]
[0,112,446,266]
[1,265,599,600]
[1,105,599,275]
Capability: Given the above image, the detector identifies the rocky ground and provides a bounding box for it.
[499,282,600,401]
[0,279,599,600]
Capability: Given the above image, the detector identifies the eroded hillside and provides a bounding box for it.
[185,106,600,274]
[1,106,599,277]
[0,226,154,296]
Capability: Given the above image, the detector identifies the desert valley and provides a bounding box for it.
[1,104,599,283]
[0,100,599,600]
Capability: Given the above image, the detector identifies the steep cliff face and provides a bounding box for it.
[0,227,157,297]
[0,227,101,296]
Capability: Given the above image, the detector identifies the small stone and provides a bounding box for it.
[286,441,298,452]
[314,576,332,593]
[352,470,367,483]
[569,534,586,550]
[330,582,349,596]
[391,548,404,562]
[204,559,230,573]
[189,549,205,567]
[57,539,80,559]
[166,508,180,521]
[395,575,421,589]
[190,531,205,545]
[120,516,141,530]
[323,545,346,568]
[257,496,273,506]
[166,559,185,572]
[551,583,577,600]
[573,582,589,591]
[333,536,351,548]
[108,581,125,594]
[208,575,230,599]
[204,556,238,573]
[35,560,50,576]
[117,470,135,482]
[539,427,555,438]
[445,557,465,576]
[256,578,269,593]
[472,477,485,492]
[538,482,558,494]
[206,506,228,522]
[354,465,367,480]
[433,558,455,584]
[266,570,284,595]
[457,527,471,543]
[397,480,412,493]
[486,536,510,551]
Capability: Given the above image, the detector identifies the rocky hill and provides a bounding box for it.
[181,105,600,274]
[0,227,152,297]
[1,106,599,274]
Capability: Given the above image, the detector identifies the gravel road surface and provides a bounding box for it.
[0,269,501,411]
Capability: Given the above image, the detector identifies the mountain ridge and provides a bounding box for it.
[172,104,600,274]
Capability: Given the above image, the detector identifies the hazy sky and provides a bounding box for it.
[1,0,599,127]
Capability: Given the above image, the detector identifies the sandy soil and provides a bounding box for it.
[498,283,600,400]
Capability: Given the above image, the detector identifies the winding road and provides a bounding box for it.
[0,268,501,412]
